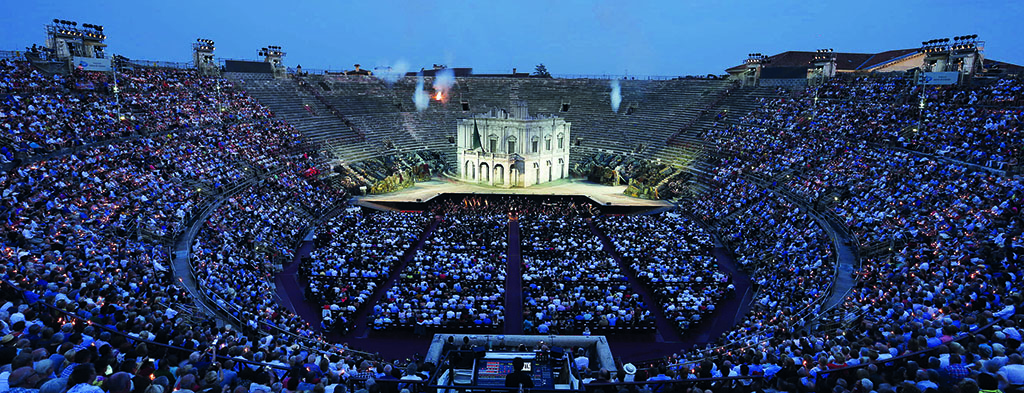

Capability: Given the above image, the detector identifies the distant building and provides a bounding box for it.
[727,49,923,87]
[728,47,1023,86]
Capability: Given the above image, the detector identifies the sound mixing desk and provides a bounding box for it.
[474,353,555,389]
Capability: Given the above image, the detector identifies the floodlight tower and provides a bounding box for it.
[920,38,952,72]
[919,35,983,85]
[809,48,836,87]
[193,38,218,76]
[46,19,107,59]
[948,35,984,77]
[741,53,769,87]
[259,45,287,78]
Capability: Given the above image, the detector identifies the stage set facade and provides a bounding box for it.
[457,104,571,188]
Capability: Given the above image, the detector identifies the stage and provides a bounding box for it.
[354,178,674,213]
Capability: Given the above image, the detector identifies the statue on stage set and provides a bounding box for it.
[457,102,571,188]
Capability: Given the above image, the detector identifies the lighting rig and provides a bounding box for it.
[810,48,837,87]
[46,19,107,59]
[920,35,983,75]
[744,53,768,65]
[741,53,770,87]
[259,45,287,77]
[193,38,218,74]
[812,48,835,62]
[259,45,286,58]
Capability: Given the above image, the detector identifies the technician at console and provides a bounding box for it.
[504,357,535,389]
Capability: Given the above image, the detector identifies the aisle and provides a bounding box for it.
[275,240,334,336]
[504,219,524,334]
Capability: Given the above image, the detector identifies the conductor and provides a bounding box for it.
[504,357,535,389]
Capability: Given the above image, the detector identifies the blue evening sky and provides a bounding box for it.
[2,0,1022,77]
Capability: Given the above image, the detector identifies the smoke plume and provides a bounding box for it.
[413,73,430,111]
[610,79,622,113]
[376,60,410,86]
[433,68,455,91]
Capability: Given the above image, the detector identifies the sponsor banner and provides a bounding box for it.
[72,56,112,72]
[921,71,959,85]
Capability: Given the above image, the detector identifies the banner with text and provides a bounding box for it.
[71,57,112,72]
[921,71,959,85]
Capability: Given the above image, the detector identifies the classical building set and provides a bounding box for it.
[457,104,571,188]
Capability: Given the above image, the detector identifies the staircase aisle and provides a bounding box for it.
[504,219,524,334]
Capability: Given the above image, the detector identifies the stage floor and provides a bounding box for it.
[355,178,674,210]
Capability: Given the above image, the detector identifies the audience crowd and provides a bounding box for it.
[1,58,425,393]
[373,207,506,330]
[599,214,728,332]
[521,213,653,334]
[5,52,1024,393]
[627,75,1024,393]
[303,210,431,333]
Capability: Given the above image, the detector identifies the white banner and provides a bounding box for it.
[71,56,112,72]
[921,71,959,85]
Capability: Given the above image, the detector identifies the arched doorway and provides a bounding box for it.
[558,158,565,179]
[480,162,490,183]
[465,161,475,180]
[533,163,540,186]
[547,161,553,182]
[494,164,505,185]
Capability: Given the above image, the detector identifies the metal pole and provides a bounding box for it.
[917,69,925,134]
[112,53,120,120]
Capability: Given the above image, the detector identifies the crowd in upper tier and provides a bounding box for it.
[1,58,416,393]
[637,75,1024,393]
[4,50,1024,393]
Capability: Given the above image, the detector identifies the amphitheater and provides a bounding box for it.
[1,37,1023,393]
